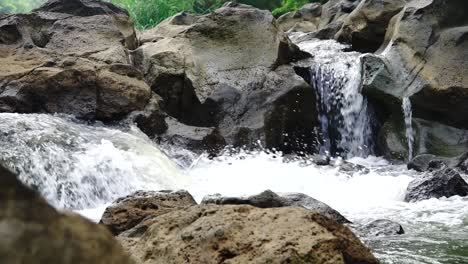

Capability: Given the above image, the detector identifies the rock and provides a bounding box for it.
[201,190,350,224]
[336,0,406,53]
[408,154,450,172]
[120,205,378,264]
[133,4,318,154]
[405,167,468,202]
[378,116,468,161]
[363,0,468,129]
[129,93,168,137]
[0,164,133,263]
[100,190,196,236]
[0,0,150,121]
[352,219,405,237]
[160,117,227,155]
[277,3,322,33]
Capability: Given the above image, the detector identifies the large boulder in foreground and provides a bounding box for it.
[405,167,468,202]
[0,164,133,263]
[0,0,150,121]
[120,205,378,264]
[202,190,350,224]
[134,3,318,154]
[100,190,197,236]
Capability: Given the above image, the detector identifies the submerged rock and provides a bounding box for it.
[0,0,149,121]
[100,190,196,235]
[0,164,133,263]
[120,205,378,264]
[201,190,350,224]
[405,168,468,202]
[352,219,405,237]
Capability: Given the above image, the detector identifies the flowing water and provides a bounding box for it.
[0,113,466,263]
[1,36,468,263]
[292,38,376,158]
[403,97,415,161]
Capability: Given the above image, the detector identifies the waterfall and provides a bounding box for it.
[0,113,185,210]
[295,38,375,158]
[402,97,414,161]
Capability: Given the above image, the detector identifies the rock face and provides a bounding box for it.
[405,167,468,202]
[360,0,468,158]
[100,190,197,235]
[0,164,134,264]
[134,3,318,154]
[120,205,378,264]
[336,0,406,52]
[378,117,468,161]
[201,190,350,224]
[0,0,150,120]
[277,3,322,33]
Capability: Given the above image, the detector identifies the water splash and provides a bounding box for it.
[295,39,375,158]
[0,113,185,209]
[402,97,414,161]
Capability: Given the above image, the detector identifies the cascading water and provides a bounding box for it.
[1,37,467,263]
[402,97,414,161]
[0,113,185,209]
[292,38,376,158]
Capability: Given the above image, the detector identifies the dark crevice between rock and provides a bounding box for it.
[152,74,218,127]
[264,85,319,155]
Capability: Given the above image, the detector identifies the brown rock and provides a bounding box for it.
[100,190,197,236]
[0,164,134,264]
[120,205,378,264]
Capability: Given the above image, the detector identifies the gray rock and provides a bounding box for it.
[201,190,351,224]
[405,168,468,202]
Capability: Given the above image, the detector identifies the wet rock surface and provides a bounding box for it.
[352,219,405,237]
[0,164,134,264]
[100,190,197,235]
[120,205,378,264]
[405,167,468,202]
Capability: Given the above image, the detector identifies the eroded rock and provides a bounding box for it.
[120,205,378,264]
[100,190,196,235]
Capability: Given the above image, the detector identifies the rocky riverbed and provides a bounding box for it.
[1,0,468,263]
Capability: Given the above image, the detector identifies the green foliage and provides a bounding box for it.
[0,0,328,29]
[0,0,47,13]
[272,0,327,17]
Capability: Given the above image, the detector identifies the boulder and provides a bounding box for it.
[0,164,133,263]
[408,154,449,172]
[405,167,468,202]
[100,190,196,236]
[0,0,150,121]
[336,0,406,53]
[352,219,405,237]
[378,116,468,161]
[201,190,350,224]
[363,0,468,129]
[120,205,378,264]
[133,4,318,154]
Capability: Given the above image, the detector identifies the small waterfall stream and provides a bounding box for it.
[402,97,414,161]
[293,38,376,158]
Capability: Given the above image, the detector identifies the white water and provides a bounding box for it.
[402,97,415,161]
[0,113,185,210]
[0,113,467,263]
[293,38,375,158]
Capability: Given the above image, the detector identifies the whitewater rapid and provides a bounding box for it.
[1,113,467,263]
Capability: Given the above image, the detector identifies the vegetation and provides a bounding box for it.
[0,0,46,13]
[0,0,328,29]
